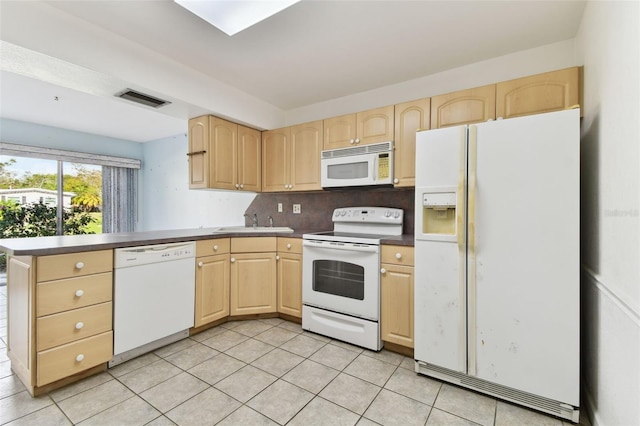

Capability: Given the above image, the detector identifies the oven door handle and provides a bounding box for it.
[303,240,378,253]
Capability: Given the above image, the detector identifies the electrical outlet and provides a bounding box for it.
[293,204,301,214]
[277,203,283,213]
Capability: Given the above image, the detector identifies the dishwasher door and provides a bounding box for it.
[112,242,195,363]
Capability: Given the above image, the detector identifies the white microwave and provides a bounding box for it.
[321,141,394,188]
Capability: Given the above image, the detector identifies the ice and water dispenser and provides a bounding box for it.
[420,192,457,235]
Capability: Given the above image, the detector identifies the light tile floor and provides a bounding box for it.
[0,286,591,425]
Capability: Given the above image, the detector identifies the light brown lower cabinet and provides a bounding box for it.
[380,245,415,348]
[230,237,277,315]
[277,237,303,318]
[195,239,231,327]
[6,250,114,395]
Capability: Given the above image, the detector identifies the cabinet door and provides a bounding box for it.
[357,105,395,145]
[496,67,580,119]
[381,263,414,348]
[230,253,277,315]
[195,254,230,327]
[323,113,356,150]
[431,85,496,129]
[237,125,262,192]
[209,117,238,190]
[277,252,302,318]
[188,116,210,189]
[394,98,430,187]
[262,127,291,192]
[290,121,322,191]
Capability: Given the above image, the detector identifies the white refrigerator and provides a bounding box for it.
[414,109,580,422]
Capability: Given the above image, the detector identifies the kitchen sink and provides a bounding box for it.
[211,226,294,234]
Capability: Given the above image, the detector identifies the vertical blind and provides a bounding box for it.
[102,166,138,233]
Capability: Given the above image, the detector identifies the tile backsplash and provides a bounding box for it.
[246,187,415,235]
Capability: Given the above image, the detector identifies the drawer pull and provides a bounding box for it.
[75,354,85,362]
[213,245,219,251]
[75,262,85,269]
[380,268,387,274]
[198,261,203,267]
[75,322,84,330]
[395,253,402,260]
[75,290,84,297]
[276,255,280,261]
[287,243,291,249]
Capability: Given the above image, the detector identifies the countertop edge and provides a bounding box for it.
[0,229,413,257]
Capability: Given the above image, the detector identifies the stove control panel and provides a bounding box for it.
[332,207,403,225]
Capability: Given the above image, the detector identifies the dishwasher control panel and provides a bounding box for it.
[115,242,195,268]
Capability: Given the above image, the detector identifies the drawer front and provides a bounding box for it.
[381,245,414,266]
[277,237,302,254]
[37,272,112,317]
[37,250,113,282]
[231,237,276,253]
[37,302,113,351]
[37,331,113,386]
[196,238,230,257]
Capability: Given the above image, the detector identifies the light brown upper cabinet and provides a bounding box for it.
[188,116,209,189]
[431,84,496,129]
[323,106,394,150]
[236,125,262,192]
[496,67,581,119]
[394,98,431,187]
[187,116,261,191]
[262,121,322,192]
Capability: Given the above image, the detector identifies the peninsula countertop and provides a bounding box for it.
[0,227,414,257]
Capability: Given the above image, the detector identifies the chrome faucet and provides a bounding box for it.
[268,215,274,227]
[244,212,258,228]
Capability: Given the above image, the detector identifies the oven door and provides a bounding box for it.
[302,239,380,320]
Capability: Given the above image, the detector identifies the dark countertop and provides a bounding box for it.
[0,228,413,257]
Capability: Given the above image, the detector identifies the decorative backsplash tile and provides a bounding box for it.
[246,188,415,234]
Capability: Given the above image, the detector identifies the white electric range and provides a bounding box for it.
[302,207,403,351]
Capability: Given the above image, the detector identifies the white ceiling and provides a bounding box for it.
[0,0,587,143]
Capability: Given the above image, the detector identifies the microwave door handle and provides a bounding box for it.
[371,157,377,181]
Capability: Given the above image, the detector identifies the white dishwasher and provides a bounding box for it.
[110,241,196,367]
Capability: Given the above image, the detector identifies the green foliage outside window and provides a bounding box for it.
[0,201,97,270]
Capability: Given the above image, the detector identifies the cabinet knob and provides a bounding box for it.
[380,268,387,274]
[75,289,84,297]
[213,245,219,251]
[286,243,291,249]
[240,184,244,189]
[75,322,84,330]
[395,253,402,260]
[350,139,355,144]
[75,354,85,362]
[235,183,240,188]
[198,261,203,267]
[393,178,399,184]
[276,255,280,261]
[230,257,236,263]
[75,262,85,269]
[355,138,360,144]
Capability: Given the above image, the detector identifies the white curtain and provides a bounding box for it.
[102,166,137,233]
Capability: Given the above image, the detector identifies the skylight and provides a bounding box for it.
[174,0,300,36]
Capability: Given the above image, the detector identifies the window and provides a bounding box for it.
[1,143,140,236]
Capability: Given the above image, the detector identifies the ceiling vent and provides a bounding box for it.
[116,89,171,108]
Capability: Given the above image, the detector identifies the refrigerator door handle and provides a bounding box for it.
[457,132,468,373]
[467,126,478,375]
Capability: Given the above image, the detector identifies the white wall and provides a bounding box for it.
[140,133,256,231]
[575,1,640,425]
[286,39,578,125]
